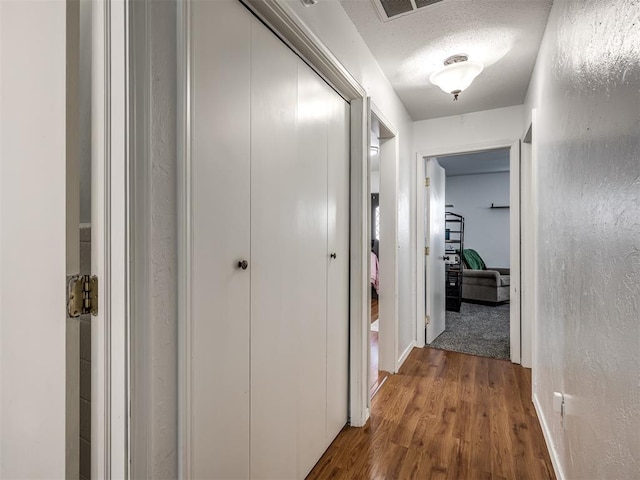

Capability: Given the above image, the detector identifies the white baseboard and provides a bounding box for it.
[396,341,415,372]
[533,393,565,480]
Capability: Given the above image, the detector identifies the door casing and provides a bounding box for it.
[415,139,530,364]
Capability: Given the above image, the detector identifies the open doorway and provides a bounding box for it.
[418,145,521,362]
[369,116,385,397]
[369,119,384,397]
[429,148,512,360]
[368,112,397,398]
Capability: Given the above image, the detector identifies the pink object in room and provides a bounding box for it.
[370,251,379,293]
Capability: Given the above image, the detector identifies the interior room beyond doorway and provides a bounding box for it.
[429,148,512,360]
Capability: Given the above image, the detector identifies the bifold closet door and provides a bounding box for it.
[191,1,251,478]
[250,19,330,479]
[326,94,350,444]
[190,2,349,478]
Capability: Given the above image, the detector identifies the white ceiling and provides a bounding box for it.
[437,148,510,176]
[339,0,553,120]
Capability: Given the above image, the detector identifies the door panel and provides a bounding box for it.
[191,1,251,477]
[0,1,69,477]
[426,159,446,343]
[190,4,349,478]
[326,94,350,445]
[295,63,330,478]
[250,18,300,480]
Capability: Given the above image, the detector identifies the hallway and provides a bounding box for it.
[307,348,555,479]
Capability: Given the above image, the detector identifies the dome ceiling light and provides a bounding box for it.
[429,54,484,101]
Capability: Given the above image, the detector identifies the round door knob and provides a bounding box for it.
[238,260,248,270]
[330,253,337,259]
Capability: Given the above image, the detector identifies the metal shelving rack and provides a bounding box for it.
[445,212,464,312]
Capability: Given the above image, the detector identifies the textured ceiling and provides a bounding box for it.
[339,0,553,120]
[437,148,510,176]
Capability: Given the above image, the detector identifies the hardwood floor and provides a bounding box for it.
[369,330,388,397]
[371,298,379,322]
[370,298,388,396]
[307,347,556,480]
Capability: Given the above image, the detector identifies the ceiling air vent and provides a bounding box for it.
[373,0,444,22]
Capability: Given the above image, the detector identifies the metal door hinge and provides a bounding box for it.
[67,275,98,318]
[425,247,430,256]
[425,177,430,187]
[425,315,430,325]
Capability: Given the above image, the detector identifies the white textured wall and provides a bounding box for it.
[525,1,640,479]
[445,172,510,268]
[413,105,524,155]
[285,0,416,364]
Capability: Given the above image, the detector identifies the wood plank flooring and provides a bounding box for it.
[369,298,388,397]
[307,347,555,480]
[369,331,389,397]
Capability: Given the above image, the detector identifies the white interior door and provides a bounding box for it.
[426,158,446,344]
[190,1,251,478]
[189,4,349,478]
[0,1,74,477]
[326,89,350,444]
[249,18,302,480]
[510,140,522,364]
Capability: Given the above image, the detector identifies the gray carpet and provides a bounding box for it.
[429,302,510,360]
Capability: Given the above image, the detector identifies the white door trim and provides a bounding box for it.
[91,0,130,477]
[521,111,537,369]
[415,140,522,356]
[177,3,373,470]
[177,0,193,476]
[415,153,427,348]
[509,141,522,364]
[370,104,400,376]
[348,97,371,427]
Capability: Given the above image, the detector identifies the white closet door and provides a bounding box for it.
[250,18,301,480]
[326,93,350,444]
[190,4,349,478]
[296,63,330,478]
[191,1,251,478]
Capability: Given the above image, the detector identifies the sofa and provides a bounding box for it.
[461,249,510,304]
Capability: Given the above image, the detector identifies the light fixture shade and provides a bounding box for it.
[429,60,484,95]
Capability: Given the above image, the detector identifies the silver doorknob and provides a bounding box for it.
[330,253,337,259]
[237,260,248,270]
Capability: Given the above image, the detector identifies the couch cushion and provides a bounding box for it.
[500,275,510,287]
[466,276,499,287]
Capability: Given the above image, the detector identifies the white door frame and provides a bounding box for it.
[415,140,526,362]
[370,105,400,378]
[521,110,537,369]
[177,2,376,459]
[91,0,130,476]
[509,140,522,364]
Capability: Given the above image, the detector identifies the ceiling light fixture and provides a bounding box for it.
[429,54,484,101]
[300,0,318,6]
